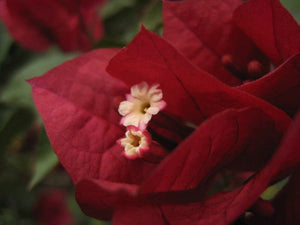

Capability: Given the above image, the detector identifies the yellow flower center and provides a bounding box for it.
[131,135,141,147]
[141,102,151,114]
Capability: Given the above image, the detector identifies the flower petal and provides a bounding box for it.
[118,101,134,116]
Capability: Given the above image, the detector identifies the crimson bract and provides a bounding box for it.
[29,0,300,224]
[163,0,300,116]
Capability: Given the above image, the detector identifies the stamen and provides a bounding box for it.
[221,54,233,66]
[141,102,151,114]
[118,82,166,130]
[247,60,263,79]
[221,54,246,79]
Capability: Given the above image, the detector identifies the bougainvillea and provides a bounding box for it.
[29,0,300,224]
[0,0,106,52]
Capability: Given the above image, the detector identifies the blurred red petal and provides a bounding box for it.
[2,0,104,51]
[0,0,51,51]
[35,189,73,225]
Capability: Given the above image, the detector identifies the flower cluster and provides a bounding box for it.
[29,0,300,224]
[117,82,166,158]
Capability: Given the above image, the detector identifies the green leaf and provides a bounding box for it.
[28,128,58,190]
[261,177,289,200]
[281,0,300,22]
[101,0,137,19]
[0,23,13,67]
[100,0,155,46]
[0,103,16,132]
[0,209,35,225]
[0,106,35,151]
[142,0,162,34]
[0,48,77,110]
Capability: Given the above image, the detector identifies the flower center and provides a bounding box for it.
[130,135,141,147]
[141,102,151,114]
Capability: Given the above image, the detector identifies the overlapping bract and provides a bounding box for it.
[163,0,269,84]
[0,0,105,51]
[30,0,300,224]
[163,0,300,117]
[234,0,300,66]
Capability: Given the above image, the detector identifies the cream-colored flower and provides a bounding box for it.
[119,126,151,159]
[118,82,166,130]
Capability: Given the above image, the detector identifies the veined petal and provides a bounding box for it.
[29,49,154,186]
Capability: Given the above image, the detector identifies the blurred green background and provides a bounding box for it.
[0,0,299,224]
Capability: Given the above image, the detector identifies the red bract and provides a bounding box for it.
[163,0,269,84]
[156,0,300,223]
[107,28,290,134]
[163,0,300,116]
[233,0,300,66]
[0,0,105,51]
[29,48,157,185]
[30,26,299,225]
[76,109,300,225]
[34,189,73,225]
[154,110,300,225]
[30,1,300,224]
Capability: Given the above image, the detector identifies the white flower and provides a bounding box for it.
[118,82,166,130]
[118,126,151,159]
